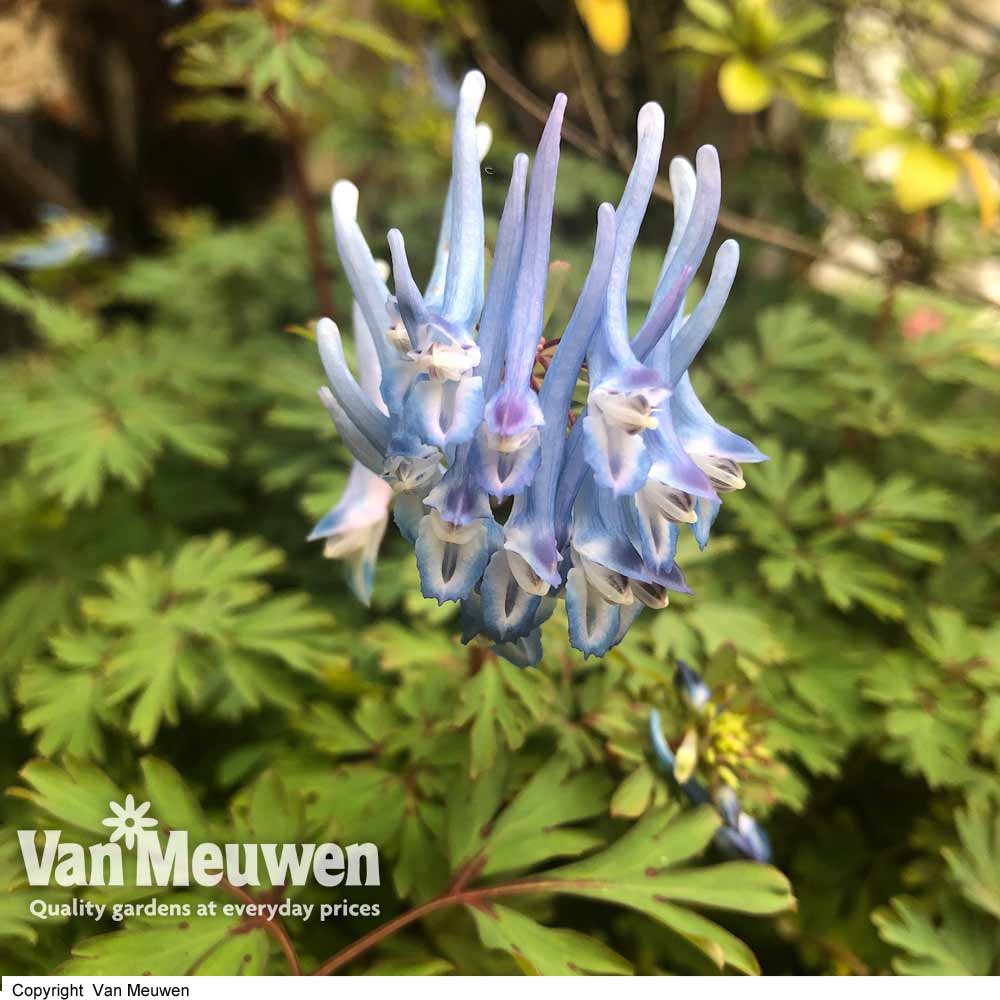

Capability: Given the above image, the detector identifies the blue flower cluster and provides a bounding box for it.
[312,70,764,665]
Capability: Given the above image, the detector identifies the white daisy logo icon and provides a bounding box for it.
[101,795,157,849]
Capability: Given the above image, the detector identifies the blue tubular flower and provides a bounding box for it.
[414,510,500,604]
[424,119,493,307]
[388,228,484,448]
[388,73,488,449]
[330,181,412,412]
[582,104,671,497]
[310,463,391,604]
[311,302,393,604]
[476,153,530,401]
[571,478,691,616]
[406,152,533,603]
[316,319,391,461]
[503,203,617,595]
[476,93,567,500]
[478,550,548,642]
[440,72,487,328]
[482,204,616,642]
[672,371,766,491]
[313,69,763,663]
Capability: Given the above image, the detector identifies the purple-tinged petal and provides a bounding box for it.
[424,446,492,525]
[473,421,543,498]
[503,489,562,592]
[475,388,544,497]
[645,411,717,497]
[477,93,566,498]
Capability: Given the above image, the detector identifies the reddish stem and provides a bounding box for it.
[311,878,566,976]
[219,877,302,976]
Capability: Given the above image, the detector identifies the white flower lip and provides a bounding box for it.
[408,342,480,381]
[575,549,634,606]
[642,480,699,524]
[591,386,662,432]
[485,425,538,454]
[506,548,552,597]
[691,453,746,492]
[427,508,481,544]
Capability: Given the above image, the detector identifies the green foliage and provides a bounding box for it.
[666,0,832,113]
[18,533,336,750]
[850,55,1000,221]
[169,1,408,131]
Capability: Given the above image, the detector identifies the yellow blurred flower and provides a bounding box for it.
[575,0,631,57]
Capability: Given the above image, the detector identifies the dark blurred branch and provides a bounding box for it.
[265,96,335,319]
[0,123,82,213]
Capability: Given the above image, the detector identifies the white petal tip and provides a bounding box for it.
[669,156,695,180]
[637,102,665,138]
[718,239,740,262]
[316,317,340,343]
[332,180,359,220]
[476,123,493,160]
[375,259,391,282]
[696,145,720,169]
[460,70,486,109]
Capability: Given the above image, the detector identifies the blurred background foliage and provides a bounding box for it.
[0,0,998,977]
